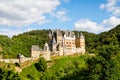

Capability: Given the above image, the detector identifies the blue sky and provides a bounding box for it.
[0,0,120,37]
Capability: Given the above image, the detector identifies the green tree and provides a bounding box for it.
[86,45,120,80]
[35,57,47,72]
[0,67,20,80]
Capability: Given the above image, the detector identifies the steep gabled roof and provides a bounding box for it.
[52,37,57,44]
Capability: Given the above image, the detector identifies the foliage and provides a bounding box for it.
[20,63,41,80]
[0,25,120,79]
[20,55,87,80]
[61,25,120,80]
[83,45,120,80]
[0,67,20,80]
[0,25,120,58]
[0,30,49,58]
[35,57,47,72]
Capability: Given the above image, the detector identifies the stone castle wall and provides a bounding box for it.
[0,57,32,63]
[0,59,19,63]
[19,57,32,63]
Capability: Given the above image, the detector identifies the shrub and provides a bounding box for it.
[35,57,47,72]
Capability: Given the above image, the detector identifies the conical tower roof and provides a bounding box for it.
[49,31,52,37]
[52,37,57,44]
[80,32,84,39]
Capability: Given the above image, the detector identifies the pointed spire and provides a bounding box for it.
[72,32,75,38]
[80,32,84,39]
[44,43,49,51]
[49,31,52,37]
[53,37,56,44]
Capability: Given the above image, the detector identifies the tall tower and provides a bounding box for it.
[52,36,57,52]
[75,32,85,54]
[48,30,52,40]
[75,32,81,48]
[56,30,63,45]
[80,32,85,53]
[48,30,53,51]
[80,32,85,48]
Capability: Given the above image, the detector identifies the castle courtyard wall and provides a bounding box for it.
[0,59,19,63]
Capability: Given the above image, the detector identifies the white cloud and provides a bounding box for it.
[37,16,50,24]
[100,4,105,9]
[0,27,37,37]
[0,0,61,27]
[102,16,120,28]
[51,10,71,22]
[0,29,23,37]
[100,0,120,16]
[75,0,120,33]
[74,16,120,33]
[74,19,105,33]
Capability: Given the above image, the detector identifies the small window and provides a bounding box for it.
[69,42,71,44]
[66,42,68,44]
[73,42,74,44]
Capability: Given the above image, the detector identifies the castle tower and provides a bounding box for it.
[43,43,51,61]
[75,33,80,47]
[56,30,63,45]
[48,30,52,40]
[80,32,85,54]
[80,32,85,48]
[44,43,50,51]
[52,37,57,52]
[75,32,85,54]
[31,45,41,58]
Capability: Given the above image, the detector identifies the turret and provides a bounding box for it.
[80,32,85,53]
[52,37,57,52]
[53,37,57,44]
[80,32,85,48]
[75,32,80,47]
[56,30,63,45]
[49,30,52,40]
[75,32,85,48]
[44,43,50,51]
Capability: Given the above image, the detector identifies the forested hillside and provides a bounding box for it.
[0,28,97,58]
[81,25,120,54]
[0,30,49,58]
[0,25,120,58]
[0,25,120,79]
[20,55,87,80]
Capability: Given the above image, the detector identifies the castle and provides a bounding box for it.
[48,30,85,55]
[0,30,85,63]
[31,30,85,61]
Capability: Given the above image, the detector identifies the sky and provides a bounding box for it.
[0,0,120,37]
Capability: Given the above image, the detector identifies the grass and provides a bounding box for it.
[20,55,88,79]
